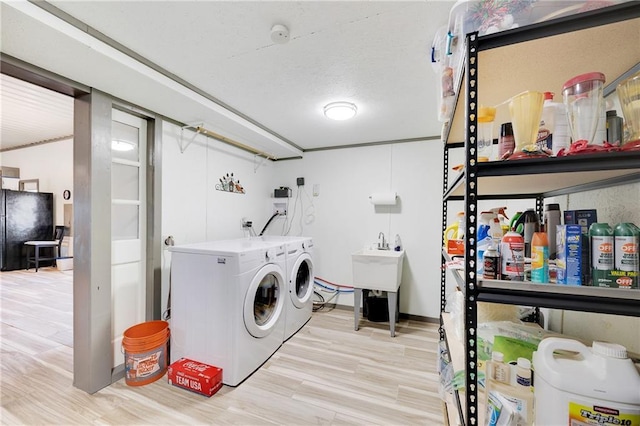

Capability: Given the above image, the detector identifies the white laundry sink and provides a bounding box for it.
[351,249,405,292]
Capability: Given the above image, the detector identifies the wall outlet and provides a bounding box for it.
[297,177,305,186]
[273,202,287,216]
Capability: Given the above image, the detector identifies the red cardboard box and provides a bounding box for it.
[168,358,223,397]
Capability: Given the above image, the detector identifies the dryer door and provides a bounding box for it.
[244,264,285,338]
[290,253,314,309]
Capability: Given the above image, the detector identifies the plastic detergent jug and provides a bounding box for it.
[534,337,640,426]
[444,212,465,243]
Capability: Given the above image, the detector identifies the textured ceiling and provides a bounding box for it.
[1,1,452,157]
[3,1,629,157]
[3,1,625,157]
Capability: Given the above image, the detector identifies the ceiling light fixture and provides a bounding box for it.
[111,139,135,152]
[324,102,357,121]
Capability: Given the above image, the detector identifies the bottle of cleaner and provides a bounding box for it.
[489,215,504,247]
[483,246,500,280]
[534,338,640,426]
[531,231,549,283]
[478,211,495,241]
[538,91,556,151]
[489,207,509,236]
[501,230,525,281]
[478,211,500,273]
[394,234,403,252]
[444,211,465,243]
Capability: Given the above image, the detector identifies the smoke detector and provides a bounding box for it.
[270,24,290,44]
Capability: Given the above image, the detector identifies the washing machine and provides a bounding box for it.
[258,236,315,341]
[169,238,287,386]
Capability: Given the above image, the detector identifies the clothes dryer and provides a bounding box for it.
[169,239,286,386]
[283,237,314,340]
[258,236,315,341]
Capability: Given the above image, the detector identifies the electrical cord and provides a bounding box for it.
[284,185,302,235]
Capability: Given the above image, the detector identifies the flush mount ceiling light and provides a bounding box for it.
[111,139,135,152]
[324,102,357,121]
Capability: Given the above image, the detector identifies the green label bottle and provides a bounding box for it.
[589,223,613,287]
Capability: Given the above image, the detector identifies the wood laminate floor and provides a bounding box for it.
[0,268,444,425]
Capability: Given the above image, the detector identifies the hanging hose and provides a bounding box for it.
[259,212,281,236]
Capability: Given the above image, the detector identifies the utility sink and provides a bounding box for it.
[351,249,405,292]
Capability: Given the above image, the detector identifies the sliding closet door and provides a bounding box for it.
[110,109,147,368]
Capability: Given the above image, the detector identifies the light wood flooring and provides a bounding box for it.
[1,267,444,425]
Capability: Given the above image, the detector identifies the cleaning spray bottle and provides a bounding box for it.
[479,211,496,241]
[478,212,496,273]
[489,207,509,236]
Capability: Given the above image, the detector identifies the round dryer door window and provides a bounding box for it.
[244,264,285,338]
[291,253,314,308]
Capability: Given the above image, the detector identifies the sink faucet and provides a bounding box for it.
[378,232,389,250]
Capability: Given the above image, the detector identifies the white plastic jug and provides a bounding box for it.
[533,337,640,426]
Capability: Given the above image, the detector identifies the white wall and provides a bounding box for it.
[160,122,276,315]
[0,138,73,227]
[269,140,444,319]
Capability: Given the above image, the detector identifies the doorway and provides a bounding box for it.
[1,57,162,394]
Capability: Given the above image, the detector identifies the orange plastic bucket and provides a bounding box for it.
[122,320,170,386]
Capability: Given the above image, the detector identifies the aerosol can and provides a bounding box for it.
[501,230,525,281]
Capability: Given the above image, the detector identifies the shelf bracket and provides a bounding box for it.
[253,154,268,173]
[179,123,203,153]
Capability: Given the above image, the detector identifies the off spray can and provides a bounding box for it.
[531,232,549,283]
[589,223,613,286]
[614,223,639,273]
[501,231,524,281]
[483,246,500,280]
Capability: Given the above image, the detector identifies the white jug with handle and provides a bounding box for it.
[533,337,640,426]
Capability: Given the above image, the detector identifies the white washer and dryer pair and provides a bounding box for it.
[169,238,287,386]
[260,236,315,341]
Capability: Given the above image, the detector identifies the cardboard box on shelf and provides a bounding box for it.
[447,239,464,256]
[556,225,582,285]
[592,269,638,289]
[564,209,597,234]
